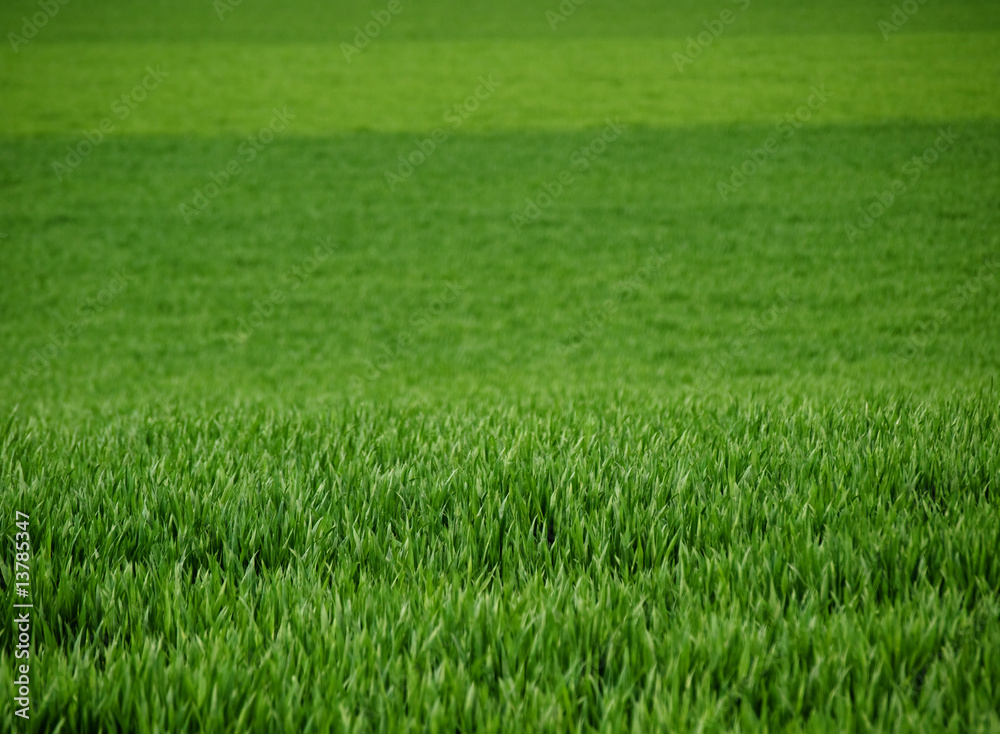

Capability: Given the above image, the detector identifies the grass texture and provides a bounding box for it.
[1,0,999,731]
[3,400,1000,731]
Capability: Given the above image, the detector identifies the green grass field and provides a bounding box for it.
[2,0,999,731]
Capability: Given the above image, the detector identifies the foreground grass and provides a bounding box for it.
[2,397,999,731]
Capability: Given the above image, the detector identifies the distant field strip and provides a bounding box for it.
[1,35,998,135]
[1,121,998,409]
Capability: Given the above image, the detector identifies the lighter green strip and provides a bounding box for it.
[0,35,997,136]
